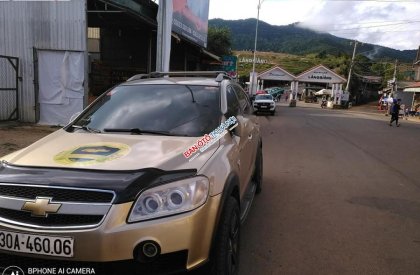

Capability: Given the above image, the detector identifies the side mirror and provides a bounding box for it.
[230,115,245,137]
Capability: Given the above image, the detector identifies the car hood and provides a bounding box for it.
[254,100,274,103]
[1,129,218,172]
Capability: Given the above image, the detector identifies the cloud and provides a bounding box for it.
[297,1,420,50]
[208,0,420,50]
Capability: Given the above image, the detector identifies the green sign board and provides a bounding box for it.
[222,56,237,78]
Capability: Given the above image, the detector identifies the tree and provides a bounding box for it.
[207,26,232,57]
[316,50,327,59]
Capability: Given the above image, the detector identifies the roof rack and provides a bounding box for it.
[126,71,232,82]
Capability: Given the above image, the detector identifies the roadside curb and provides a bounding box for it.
[275,102,420,125]
[346,109,420,124]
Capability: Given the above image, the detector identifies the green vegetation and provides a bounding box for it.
[209,18,417,100]
[235,51,349,77]
[234,50,414,98]
[209,19,417,63]
[207,26,232,56]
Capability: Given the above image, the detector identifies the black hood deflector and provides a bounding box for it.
[0,161,197,203]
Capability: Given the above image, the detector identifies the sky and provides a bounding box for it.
[207,0,420,51]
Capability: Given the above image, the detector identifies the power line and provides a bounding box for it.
[319,20,420,32]
[304,19,420,26]
[331,29,420,34]
[325,0,418,2]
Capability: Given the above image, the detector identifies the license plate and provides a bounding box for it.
[0,230,74,257]
[260,106,267,108]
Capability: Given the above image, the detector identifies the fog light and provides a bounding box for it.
[143,242,159,258]
[134,241,161,263]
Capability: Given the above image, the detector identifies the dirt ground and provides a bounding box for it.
[0,122,57,158]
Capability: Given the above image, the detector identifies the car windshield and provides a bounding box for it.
[256,95,273,100]
[268,88,283,94]
[71,84,221,137]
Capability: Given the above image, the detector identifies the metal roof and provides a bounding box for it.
[295,64,347,84]
[88,0,158,28]
[402,82,420,92]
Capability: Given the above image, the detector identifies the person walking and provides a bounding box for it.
[389,99,401,127]
[321,97,327,108]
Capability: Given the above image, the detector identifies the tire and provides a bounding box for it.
[271,111,275,116]
[209,197,240,275]
[253,144,263,194]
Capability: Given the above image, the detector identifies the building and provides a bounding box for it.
[0,0,218,124]
[414,46,420,81]
[400,46,420,109]
[257,64,347,106]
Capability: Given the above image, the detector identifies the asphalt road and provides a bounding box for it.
[239,103,420,275]
[2,104,420,275]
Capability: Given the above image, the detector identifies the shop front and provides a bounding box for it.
[403,82,420,112]
[295,65,347,107]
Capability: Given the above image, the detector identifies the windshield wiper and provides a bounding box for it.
[71,125,101,133]
[185,85,196,103]
[103,128,183,136]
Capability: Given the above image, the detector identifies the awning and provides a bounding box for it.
[404,87,420,92]
[201,49,221,62]
[354,73,382,83]
[89,0,158,27]
[314,89,332,95]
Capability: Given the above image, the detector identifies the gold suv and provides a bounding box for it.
[0,72,262,275]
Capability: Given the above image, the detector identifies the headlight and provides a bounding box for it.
[128,176,209,222]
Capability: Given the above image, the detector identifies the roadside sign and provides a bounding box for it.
[222,55,237,78]
[172,0,209,48]
[341,93,349,101]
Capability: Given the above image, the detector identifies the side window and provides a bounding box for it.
[234,85,252,115]
[226,85,240,117]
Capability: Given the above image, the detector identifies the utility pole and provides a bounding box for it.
[156,0,172,72]
[391,59,398,97]
[250,0,264,95]
[345,40,358,93]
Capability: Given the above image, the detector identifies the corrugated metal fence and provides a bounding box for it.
[0,0,87,122]
[0,55,19,121]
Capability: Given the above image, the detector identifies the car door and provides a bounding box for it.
[226,85,249,199]
[233,85,259,191]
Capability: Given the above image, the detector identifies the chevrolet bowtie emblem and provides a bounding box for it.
[21,197,61,217]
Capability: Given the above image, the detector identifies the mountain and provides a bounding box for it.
[208,18,417,63]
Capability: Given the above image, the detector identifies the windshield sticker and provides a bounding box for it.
[183,116,238,162]
[54,143,130,166]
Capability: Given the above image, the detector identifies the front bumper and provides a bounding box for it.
[0,194,222,273]
[254,104,275,112]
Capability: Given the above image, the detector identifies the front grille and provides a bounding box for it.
[0,184,114,228]
[0,185,114,203]
[0,251,188,275]
[257,103,271,107]
[0,208,103,227]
